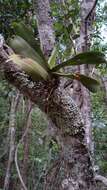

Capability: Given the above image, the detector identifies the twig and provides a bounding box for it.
[95,175,107,186]
[15,102,32,190]
[85,0,98,21]
[85,0,98,50]
[15,142,28,190]
[3,92,20,190]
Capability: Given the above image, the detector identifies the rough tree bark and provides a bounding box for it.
[73,0,97,153]
[33,0,55,57]
[0,0,104,189]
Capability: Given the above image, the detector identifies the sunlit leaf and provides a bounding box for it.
[48,47,57,69]
[8,54,50,81]
[52,52,106,72]
[9,36,48,70]
[53,72,99,92]
[12,22,46,62]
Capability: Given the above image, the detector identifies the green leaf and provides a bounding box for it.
[53,72,99,92]
[48,47,57,69]
[12,22,46,63]
[52,52,106,72]
[9,36,48,70]
[8,54,50,81]
[75,74,100,93]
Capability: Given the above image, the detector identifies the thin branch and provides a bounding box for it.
[3,92,20,190]
[15,142,28,190]
[15,102,32,190]
[3,127,15,190]
[95,175,107,186]
[84,0,98,50]
[85,0,98,21]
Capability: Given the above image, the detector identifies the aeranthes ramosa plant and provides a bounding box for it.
[8,22,107,92]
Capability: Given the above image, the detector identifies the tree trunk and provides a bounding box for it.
[3,92,20,190]
[0,0,101,189]
[33,0,55,57]
[73,0,96,153]
[43,85,97,190]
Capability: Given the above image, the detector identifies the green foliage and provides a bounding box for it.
[90,1,107,174]
[0,0,33,39]
[8,54,50,81]
[0,90,57,189]
[92,90,107,175]
[0,80,12,188]
[9,22,106,92]
[53,73,100,92]
[51,52,106,72]
[9,35,47,69]
[48,46,57,69]
[12,22,46,63]
[18,107,58,190]
[50,0,80,58]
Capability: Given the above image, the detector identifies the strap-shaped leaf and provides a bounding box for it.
[9,36,48,70]
[12,22,46,63]
[8,54,50,81]
[48,47,57,69]
[52,52,106,72]
[53,72,99,92]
